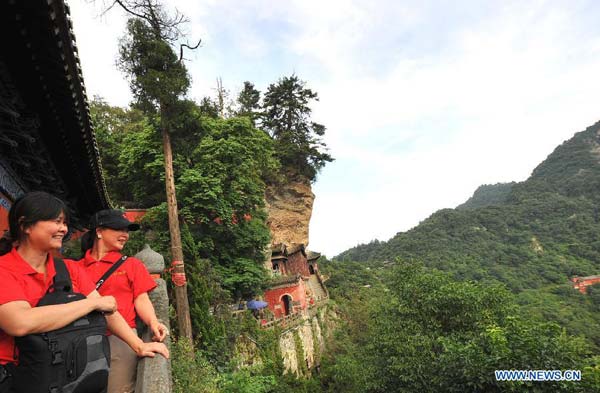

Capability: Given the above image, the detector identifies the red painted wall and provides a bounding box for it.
[286,251,310,277]
[264,279,308,319]
[572,277,600,294]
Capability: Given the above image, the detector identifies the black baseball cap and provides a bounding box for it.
[90,209,140,231]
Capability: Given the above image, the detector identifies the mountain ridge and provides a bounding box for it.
[333,120,600,297]
[332,119,600,347]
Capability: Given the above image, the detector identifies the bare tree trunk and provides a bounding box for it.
[160,111,193,342]
[216,77,225,118]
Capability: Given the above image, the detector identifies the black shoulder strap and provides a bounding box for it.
[52,258,72,292]
[95,255,128,290]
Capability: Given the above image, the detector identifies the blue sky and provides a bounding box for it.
[70,0,600,257]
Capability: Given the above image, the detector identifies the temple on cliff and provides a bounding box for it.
[571,275,600,294]
[0,0,109,233]
[263,243,329,320]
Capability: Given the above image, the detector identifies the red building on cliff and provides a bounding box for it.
[571,275,600,294]
[263,243,328,319]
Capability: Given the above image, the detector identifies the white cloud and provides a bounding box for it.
[68,0,131,106]
[68,0,600,257]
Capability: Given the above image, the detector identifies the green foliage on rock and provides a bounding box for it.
[172,339,220,393]
[457,182,516,210]
[261,75,333,181]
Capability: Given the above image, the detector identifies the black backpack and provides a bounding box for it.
[13,259,110,393]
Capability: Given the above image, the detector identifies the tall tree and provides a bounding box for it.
[236,81,261,126]
[262,75,333,181]
[198,97,220,119]
[115,0,197,342]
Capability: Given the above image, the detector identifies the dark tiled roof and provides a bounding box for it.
[0,0,110,226]
[307,251,321,261]
[573,275,600,282]
[267,273,302,289]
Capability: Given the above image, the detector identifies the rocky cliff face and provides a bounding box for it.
[265,179,314,247]
[279,312,327,377]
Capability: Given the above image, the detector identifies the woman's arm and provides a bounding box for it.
[134,292,168,342]
[104,310,169,358]
[86,291,169,359]
[0,296,116,336]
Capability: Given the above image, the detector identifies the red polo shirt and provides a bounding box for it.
[79,250,156,329]
[0,248,96,365]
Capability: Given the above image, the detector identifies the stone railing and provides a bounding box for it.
[315,272,330,298]
[261,311,305,330]
[134,245,173,393]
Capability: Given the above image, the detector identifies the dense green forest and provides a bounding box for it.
[322,121,600,390]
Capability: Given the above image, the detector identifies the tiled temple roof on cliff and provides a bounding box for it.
[307,251,321,261]
[271,243,287,260]
[270,243,323,261]
[268,273,302,289]
[0,0,109,227]
[572,275,600,282]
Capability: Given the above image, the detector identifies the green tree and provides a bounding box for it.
[116,0,195,340]
[262,75,333,181]
[198,97,220,118]
[176,116,279,300]
[320,261,598,392]
[236,81,261,126]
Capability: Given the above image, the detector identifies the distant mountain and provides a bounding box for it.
[456,182,515,210]
[335,120,600,344]
[335,121,600,272]
[336,120,600,275]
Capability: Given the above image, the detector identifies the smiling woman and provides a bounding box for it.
[79,209,168,393]
[0,192,70,257]
[0,192,116,393]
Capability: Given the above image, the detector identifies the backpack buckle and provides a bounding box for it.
[51,350,63,365]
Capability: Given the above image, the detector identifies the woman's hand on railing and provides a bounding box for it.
[150,321,169,342]
[135,341,170,359]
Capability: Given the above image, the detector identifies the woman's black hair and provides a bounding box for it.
[0,191,69,255]
[80,230,95,255]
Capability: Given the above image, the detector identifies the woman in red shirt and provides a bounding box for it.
[0,192,168,393]
[79,209,168,393]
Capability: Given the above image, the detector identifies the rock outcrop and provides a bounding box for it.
[278,315,326,377]
[265,179,314,247]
